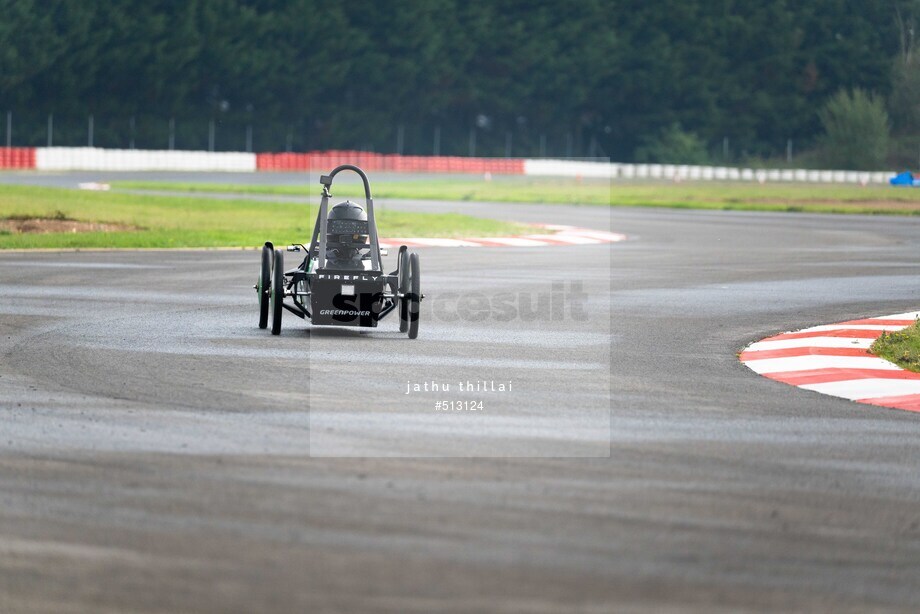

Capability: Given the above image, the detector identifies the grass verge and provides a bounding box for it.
[0,185,527,249]
[112,177,920,215]
[870,320,920,372]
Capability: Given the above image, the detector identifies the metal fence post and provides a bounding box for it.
[130,116,136,149]
[285,125,293,152]
[396,124,405,155]
[208,119,215,151]
[169,117,175,150]
[539,134,546,158]
[88,114,94,147]
[433,126,440,156]
[5,111,10,147]
[47,114,53,146]
[469,127,476,157]
[246,124,253,152]
[504,131,512,157]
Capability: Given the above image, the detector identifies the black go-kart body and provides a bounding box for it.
[256,165,422,338]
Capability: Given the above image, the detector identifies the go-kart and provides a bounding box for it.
[255,165,422,338]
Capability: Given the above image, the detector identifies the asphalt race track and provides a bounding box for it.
[2,172,920,612]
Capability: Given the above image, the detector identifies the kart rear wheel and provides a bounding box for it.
[258,245,271,329]
[408,252,420,339]
[270,249,284,335]
[398,247,410,333]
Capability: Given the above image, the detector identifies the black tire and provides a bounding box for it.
[398,247,410,333]
[408,252,420,339]
[270,249,284,335]
[258,245,271,329]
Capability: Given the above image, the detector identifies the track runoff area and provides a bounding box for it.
[1,152,920,610]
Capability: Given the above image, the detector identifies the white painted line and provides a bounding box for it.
[800,379,920,401]
[470,237,551,247]
[523,234,602,245]
[744,337,874,352]
[562,230,626,241]
[796,324,910,333]
[743,355,900,375]
[77,182,111,191]
[877,312,920,320]
[378,225,625,249]
[389,238,483,247]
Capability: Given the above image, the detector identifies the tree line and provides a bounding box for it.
[1,0,919,167]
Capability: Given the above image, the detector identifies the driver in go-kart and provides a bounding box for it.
[325,200,369,270]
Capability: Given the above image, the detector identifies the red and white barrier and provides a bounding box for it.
[36,147,256,172]
[0,146,900,185]
[0,147,36,169]
[256,150,524,174]
[523,158,616,179]
[525,158,892,185]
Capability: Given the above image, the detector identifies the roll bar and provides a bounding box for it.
[309,165,381,271]
[319,164,372,200]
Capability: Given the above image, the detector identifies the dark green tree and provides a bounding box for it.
[818,88,890,169]
[0,0,909,156]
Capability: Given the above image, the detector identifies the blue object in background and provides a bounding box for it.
[889,171,920,186]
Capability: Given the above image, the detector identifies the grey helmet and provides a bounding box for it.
[326,201,368,265]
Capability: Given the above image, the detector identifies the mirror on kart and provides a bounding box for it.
[380,248,388,256]
[286,245,301,252]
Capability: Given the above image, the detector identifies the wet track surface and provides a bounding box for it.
[2,172,920,611]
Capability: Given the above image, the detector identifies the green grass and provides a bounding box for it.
[871,320,920,373]
[0,185,527,249]
[5,209,70,221]
[112,176,920,215]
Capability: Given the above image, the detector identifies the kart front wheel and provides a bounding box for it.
[408,252,420,339]
[398,247,410,333]
[258,244,271,329]
[270,249,284,335]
